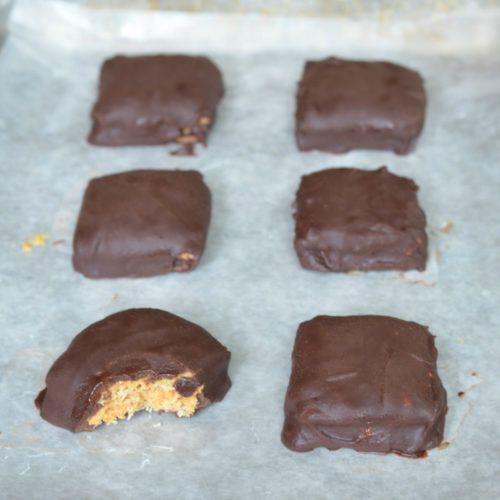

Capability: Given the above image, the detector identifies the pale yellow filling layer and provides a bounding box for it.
[87,372,203,428]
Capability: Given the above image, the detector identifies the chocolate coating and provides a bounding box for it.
[294,166,427,272]
[72,169,211,279]
[88,55,224,148]
[282,315,447,457]
[36,308,231,432]
[295,57,426,154]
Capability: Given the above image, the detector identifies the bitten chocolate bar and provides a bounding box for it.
[36,308,231,432]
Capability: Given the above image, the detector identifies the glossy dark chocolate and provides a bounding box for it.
[73,169,211,279]
[36,308,231,432]
[295,57,426,154]
[282,315,447,457]
[294,166,427,272]
[88,55,224,149]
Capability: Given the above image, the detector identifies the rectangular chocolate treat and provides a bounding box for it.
[36,308,231,432]
[294,166,427,272]
[282,315,447,457]
[88,55,224,150]
[295,57,426,154]
[73,169,211,278]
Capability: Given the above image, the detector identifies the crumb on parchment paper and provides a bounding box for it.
[21,233,48,251]
[21,241,33,252]
[21,233,58,252]
[31,233,48,246]
[439,222,455,233]
[397,272,435,287]
[430,221,455,236]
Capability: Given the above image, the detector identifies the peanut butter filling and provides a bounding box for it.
[87,372,203,428]
[173,251,196,271]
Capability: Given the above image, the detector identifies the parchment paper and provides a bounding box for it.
[1,1,499,498]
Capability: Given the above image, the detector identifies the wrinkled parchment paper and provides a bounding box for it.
[1,1,499,498]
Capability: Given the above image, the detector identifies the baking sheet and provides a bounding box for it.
[1,1,500,498]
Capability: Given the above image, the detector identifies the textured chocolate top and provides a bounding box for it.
[73,169,211,279]
[36,308,231,432]
[295,57,426,154]
[88,55,224,147]
[294,166,427,272]
[282,315,447,456]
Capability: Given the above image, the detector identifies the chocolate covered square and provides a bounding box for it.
[281,315,447,457]
[88,55,224,149]
[73,169,211,278]
[293,166,427,272]
[36,308,231,432]
[295,57,426,154]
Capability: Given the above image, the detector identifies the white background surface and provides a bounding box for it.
[0,1,499,498]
